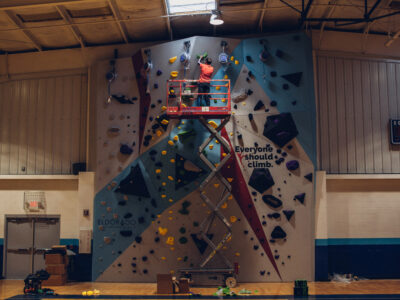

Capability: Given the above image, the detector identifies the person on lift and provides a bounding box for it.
[196,55,214,107]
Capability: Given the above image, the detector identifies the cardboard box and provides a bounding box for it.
[42,274,67,286]
[157,274,173,294]
[46,264,67,275]
[45,254,65,265]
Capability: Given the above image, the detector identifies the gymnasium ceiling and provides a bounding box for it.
[0,0,400,53]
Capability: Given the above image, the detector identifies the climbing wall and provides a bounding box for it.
[92,33,316,282]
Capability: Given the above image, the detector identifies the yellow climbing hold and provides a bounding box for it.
[230,216,237,223]
[173,135,178,141]
[169,198,173,202]
[168,176,174,181]
[214,183,220,188]
[161,119,169,125]
[161,106,167,111]
[170,158,175,163]
[242,101,246,106]
[222,153,227,157]
[166,236,174,245]
[230,56,234,61]
[222,98,226,103]
[168,140,174,146]
[168,210,173,214]
[155,169,161,174]
[215,163,219,167]
[169,56,177,63]
[208,120,218,128]
[181,121,185,124]
[178,126,181,129]
[170,89,175,94]
[221,202,228,209]
[161,194,166,198]
[209,144,214,150]
[230,132,234,136]
[162,182,166,186]
[161,150,167,155]
[156,130,162,137]
[235,252,240,257]
[161,256,166,260]
[235,60,239,65]
[158,227,168,236]
[228,195,233,200]
[177,257,183,261]
[170,71,179,78]
[224,74,229,79]
[215,140,219,144]
[227,178,233,182]
[168,216,173,221]
[216,86,220,91]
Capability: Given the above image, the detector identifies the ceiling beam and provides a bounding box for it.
[107,0,130,43]
[258,0,270,32]
[0,0,102,11]
[318,0,338,48]
[299,0,314,28]
[161,0,173,40]
[363,0,391,35]
[4,10,42,51]
[55,5,85,48]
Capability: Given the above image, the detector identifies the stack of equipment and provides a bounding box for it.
[294,279,308,297]
[43,246,68,286]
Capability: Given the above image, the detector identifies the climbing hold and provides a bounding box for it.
[108,127,120,136]
[263,113,298,148]
[168,140,174,146]
[158,227,168,236]
[169,56,177,63]
[286,160,299,171]
[154,83,158,89]
[270,71,277,77]
[170,71,179,78]
[246,55,253,62]
[282,83,289,90]
[179,237,188,244]
[214,183,220,188]
[115,165,150,197]
[281,72,303,87]
[268,213,281,219]
[254,100,264,111]
[270,100,277,107]
[178,200,191,215]
[209,144,214,150]
[161,119,169,125]
[304,173,313,182]
[294,193,305,204]
[216,86,220,91]
[230,56,234,61]
[166,236,174,245]
[157,70,162,76]
[168,176,174,181]
[224,74,229,79]
[161,106,167,111]
[135,236,142,243]
[248,168,275,193]
[230,216,237,223]
[227,178,233,182]
[235,60,239,65]
[170,159,175,163]
[248,113,254,121]
[275,49,284,58]
[120,144,133,155]
[155,169,161,174]
[262,195,282,209]
[283,210,295,221]
[271,226,287,239]
[208,120,218,129]
[173,135,179,141]
[191,233,213,254]
[120,230,133,237]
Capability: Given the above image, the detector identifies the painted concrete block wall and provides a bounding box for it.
[92,33,316,282]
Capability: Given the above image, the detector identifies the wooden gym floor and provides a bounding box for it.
[1,279,400,299]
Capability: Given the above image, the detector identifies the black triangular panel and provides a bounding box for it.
[175,154,205,190]
[191,234,214,254]
[115,164,150,197]
[281,72,302,87]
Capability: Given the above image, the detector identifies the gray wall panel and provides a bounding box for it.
[0,72,87,175]
[316,53,400,173]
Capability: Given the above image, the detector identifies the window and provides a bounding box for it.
[167,0,216,15]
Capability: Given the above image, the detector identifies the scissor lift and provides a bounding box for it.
[166,79,237,287]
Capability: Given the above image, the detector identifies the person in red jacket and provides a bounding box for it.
[196,56,214,106]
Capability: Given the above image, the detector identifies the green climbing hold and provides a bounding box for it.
[179,227,186,234]
[179,236,188,244]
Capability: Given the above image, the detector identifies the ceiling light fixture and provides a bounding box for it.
[210,10,224,25]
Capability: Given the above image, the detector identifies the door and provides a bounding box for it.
[4,216,60,279]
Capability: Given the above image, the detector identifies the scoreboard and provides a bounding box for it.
[390,119,400,145]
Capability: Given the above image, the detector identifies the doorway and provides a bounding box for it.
[4,215,60,279]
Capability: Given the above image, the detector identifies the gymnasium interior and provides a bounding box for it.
[0,0,399,299]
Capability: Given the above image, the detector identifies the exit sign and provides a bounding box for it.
[390,119,400,145]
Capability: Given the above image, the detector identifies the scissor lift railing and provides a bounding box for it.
[166,79,231,119]
[166,79,237,287]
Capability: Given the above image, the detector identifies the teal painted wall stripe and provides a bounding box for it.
[0,238,3,245]
[60,238,79,246]
[316,238,400,246]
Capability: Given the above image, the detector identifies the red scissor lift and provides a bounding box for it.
[166,79,237,287]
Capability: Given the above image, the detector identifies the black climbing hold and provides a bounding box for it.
[275,49,284,58]
[150,250,154,254]
[138,216,145,224]
[270,71,277,77]
[283,210,295,221]
[179,237,188,244]
[191,234,213,254]
[260,49,269,62]
[157,99,162,104]
[154,83,158,89]
[124,213,132,219]
[268,213,280,219]
[120,230,133,237]
[271,226,286,239]
[248,71,254,78]
[262,195,282,209]
[253,245,259,250]
[155,162,163,167]
[193,221,199,227]
[292,100,297,105]
[155,114,170,131]
[304,173,313,182]
[248,168,275,193]
[263,113,298,148]
[248,113,254,121]
[144,135,152,141]
[246,55,253,62]
[281,72,303,87]
[118,201,127,206]
[120,144,133,155]
[142,256,148,262]
[294,193,305,204]
[234,104,238,109]
[131,263,136,267]
[260,270,266,276]
[179,227,186,234]
[262,221,267,226]
[286,160,299,171]
[143,140,149,147]
[282,83,289,90]
[112,95,136,104]
[244,230,249,235]
[157,70,162,76]
[151,104,156,108]
[238,134,243,140]
[274,255,280,260]
[252,191,257,196]
[151,198,157,208]
[178,200,191,215]
[254,100,264,111]
[149,150,157,156]
[246,77,250,83]
[118,263,122,267]
[135,236,142,243]
[270,101,277,107]
[246,89,253,96]
[115,164,151,198]
[154,237,160,243]
[143,269,148,274]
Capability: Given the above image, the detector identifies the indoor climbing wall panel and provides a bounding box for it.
[93,33,316,282]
